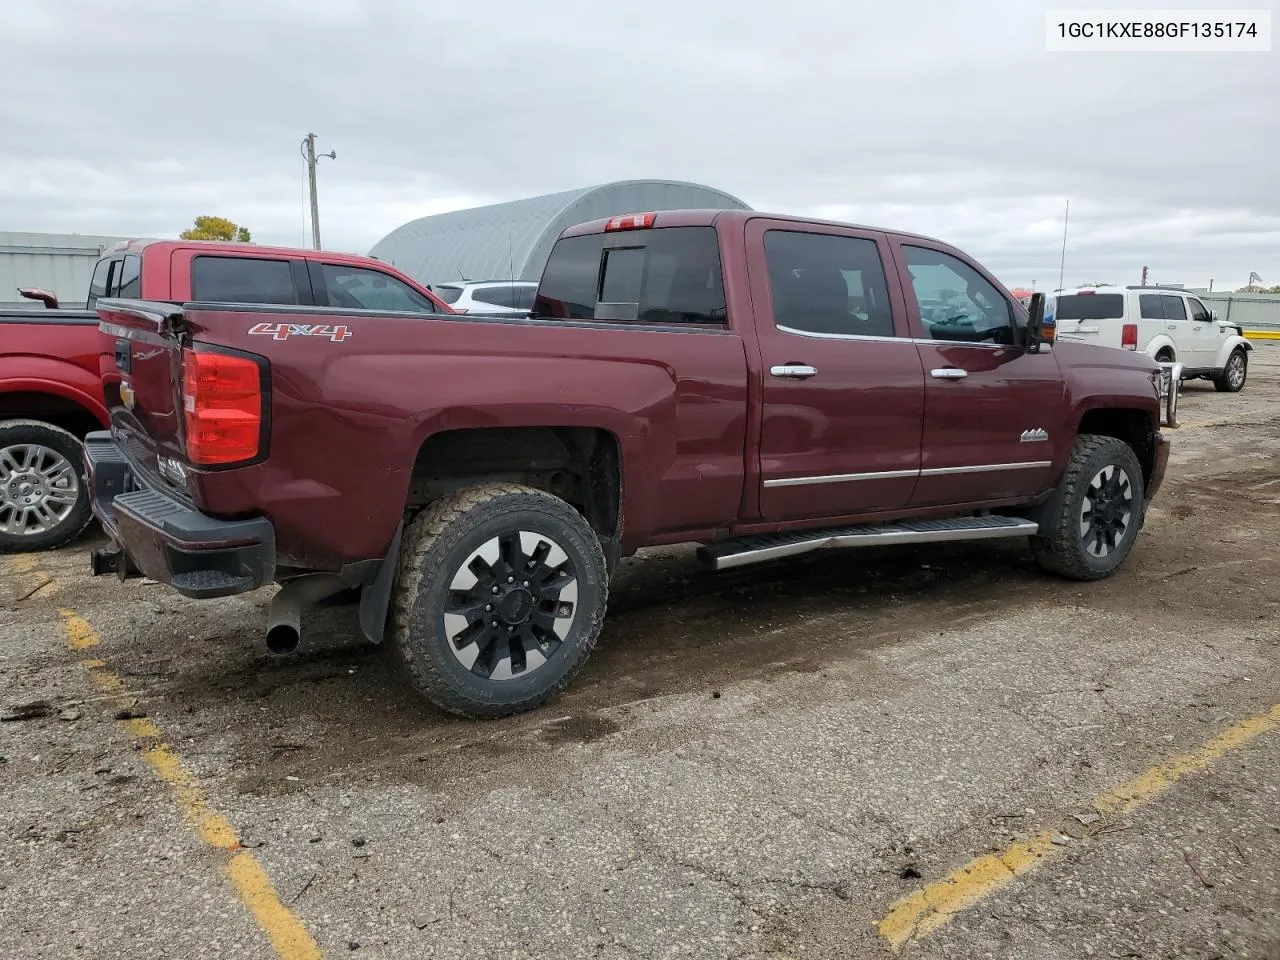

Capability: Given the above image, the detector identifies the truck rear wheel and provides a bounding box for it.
[389,482,608,718]
[0,420,93,553]
[1030,435,1145,581]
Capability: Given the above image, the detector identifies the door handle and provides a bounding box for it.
[930,367,968,380]
[770,363,818,379]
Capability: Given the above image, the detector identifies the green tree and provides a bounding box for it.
[179,215,251,243]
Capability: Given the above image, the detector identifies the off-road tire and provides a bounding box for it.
[0,420,94,553]
[1030,435,1145,581]
[389,482,608,718]
[1213,348,1247,393]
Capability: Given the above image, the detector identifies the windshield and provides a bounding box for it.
[1054,293,1124,321]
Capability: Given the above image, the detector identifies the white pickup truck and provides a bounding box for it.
[1051,285,1253,392]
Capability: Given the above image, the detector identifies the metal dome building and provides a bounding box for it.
[368,180,751,287]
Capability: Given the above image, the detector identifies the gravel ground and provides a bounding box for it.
[2,347,1278,960]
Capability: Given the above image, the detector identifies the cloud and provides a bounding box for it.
[1,0,1275,288]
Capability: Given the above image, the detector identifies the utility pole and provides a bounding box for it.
[1057,200,1070,291]
[300,133,336,250]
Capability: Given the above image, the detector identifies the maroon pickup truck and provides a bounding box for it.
[86,211,1174,717]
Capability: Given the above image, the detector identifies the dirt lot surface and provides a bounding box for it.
[3,347,1278,960]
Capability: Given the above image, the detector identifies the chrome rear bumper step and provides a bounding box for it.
[697,516,1040,571]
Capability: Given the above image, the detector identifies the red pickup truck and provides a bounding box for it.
[86,211,1174,717]
[1,241,450,552]
[2,298,109,551]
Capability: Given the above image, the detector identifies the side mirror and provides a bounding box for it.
[19,287,59,310]
[1025,292,1055,351]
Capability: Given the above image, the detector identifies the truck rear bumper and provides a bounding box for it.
[84,432,275,599]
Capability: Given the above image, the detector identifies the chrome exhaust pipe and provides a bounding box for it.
[265,574,353,656]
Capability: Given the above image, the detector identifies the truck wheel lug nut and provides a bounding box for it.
[485,604,493,612]
[507,576,514,583]
[522,581,530,587]
[492,586,499,594]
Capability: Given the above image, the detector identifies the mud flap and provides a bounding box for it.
[358,522,403,645]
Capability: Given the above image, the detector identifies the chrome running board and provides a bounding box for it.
[697,516,1040,571]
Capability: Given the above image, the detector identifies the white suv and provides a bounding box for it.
[1049,286,1253,392]
[430,281,537,315]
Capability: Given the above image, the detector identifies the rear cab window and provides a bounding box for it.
[533,227,726,325]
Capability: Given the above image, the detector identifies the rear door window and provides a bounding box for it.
[1139,294,1164,320]
[1161,295,1187,321]
[1054,293,1124,320]
[534,227,726,324]
[763,230,895,337]
[192,256,298,305]
[317,264,437,312]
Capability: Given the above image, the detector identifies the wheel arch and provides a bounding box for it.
[406,425,624,565]
[0,383,109,439]
[1146,337,1177,362]
[1075,407,1158,493]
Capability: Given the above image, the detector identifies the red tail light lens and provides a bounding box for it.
[1121,323,1138,349]
[182,348,263,465]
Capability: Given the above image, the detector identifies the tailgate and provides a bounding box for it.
[97,299,189,487]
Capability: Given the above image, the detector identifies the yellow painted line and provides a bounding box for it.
[1095,704,1280,815]
[229,853,326,959]
[52,599,321,959]
[139,742,241,850]
[60,610,100,649]
[877,704,1280,951]
[1243,330,1280,340]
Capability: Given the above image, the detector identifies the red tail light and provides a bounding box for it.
[1121,323,1138,349]
[604,213,656,232]
[182,348,264,466]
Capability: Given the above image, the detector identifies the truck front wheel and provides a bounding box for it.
[1030,435,1146,581]
[390,482,608,718]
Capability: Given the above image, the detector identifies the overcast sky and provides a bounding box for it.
[3,0,1276,290]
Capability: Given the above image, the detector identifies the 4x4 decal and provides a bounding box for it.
[248,321,352,343]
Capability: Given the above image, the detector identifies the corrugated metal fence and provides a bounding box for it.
[0,231,133,308]
[1198,292,1280,337]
